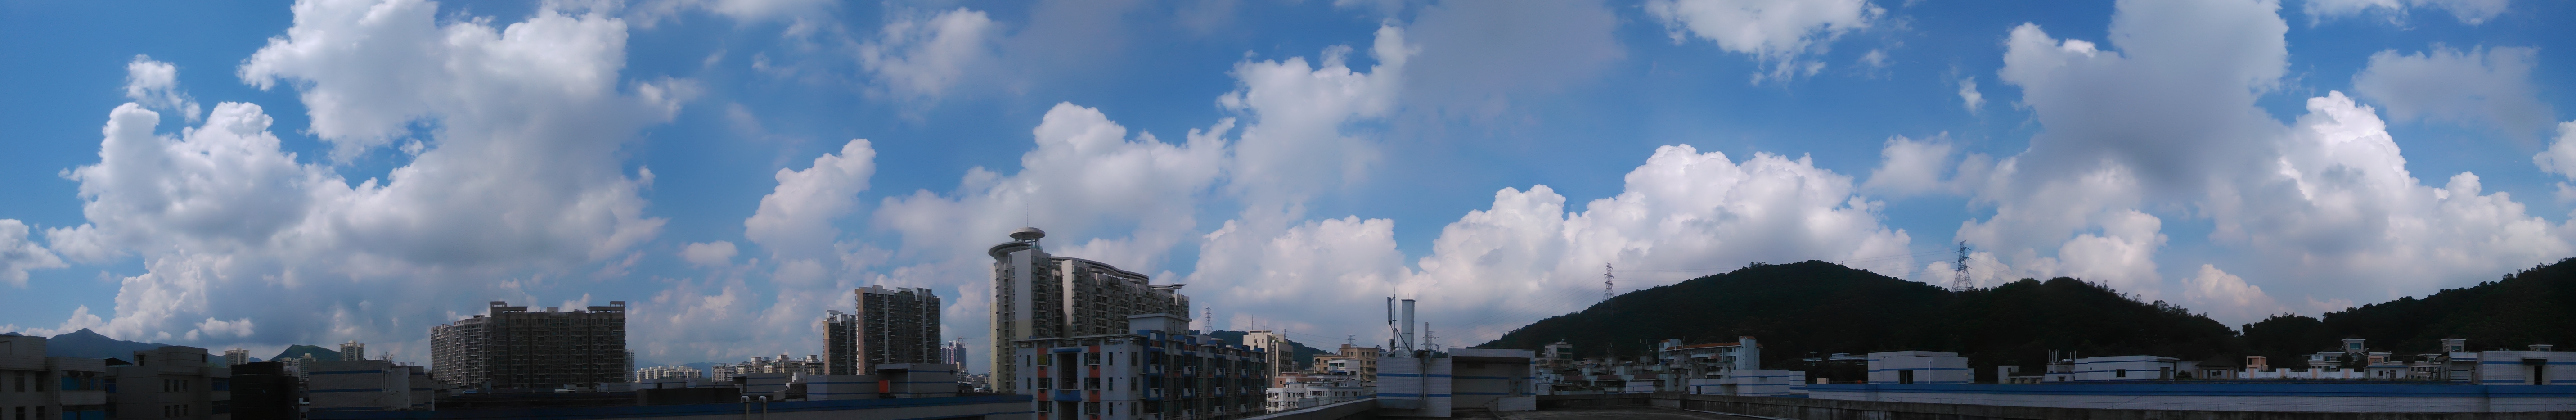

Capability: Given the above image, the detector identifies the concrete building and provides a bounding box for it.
[2466,344,2574,385]
[1264,371,1367,412]
[633,366,702,382]
[987,227,1191,391]
[105,345,230,420]
[338,341,367,361]
[1807,382,2576,412]
[854,286,942,373]
[1310,344,1380,383]
[1241,331,1291,376]
[2072,355,2179,381]
[941,340,969,373]
[429,301,631,390]
[226,362,297,420]
[823,311,859,375]
[709,355,824,380]
[0,334,109,420]
[803,363,959,401]
[305,359,424,412]
[1866,351,1969,384]
[220,349,248,368]
[1008,312,1270,420]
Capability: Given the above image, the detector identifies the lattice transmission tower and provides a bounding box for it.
[1951,241,1973,292]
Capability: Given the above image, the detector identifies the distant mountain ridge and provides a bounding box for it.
[1481,258,2576,379]
[270,344,342,362]
[1478,260,2243,379]
[0,328,184,360]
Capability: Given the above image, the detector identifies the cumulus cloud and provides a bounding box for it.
[1644,0,1883,82]
[1948,0,2570,312]
[2536,123,2576,201]
[1219,25,1412,208]
[2303,0,2510,25]
[2180,264,2283,324]
[1954,0,2287,293]
[2206,92,2571,299]
[681,241,739,267]
[744,140,877,260]
[2353,45,2551,140]
[124,55,200,122]
[1956,77,1984,114]
[42,0,683,360]
[857,8,1001,106]
[1861,134,1955,196]
[0,220,68,287]
[1402,146,1914,341]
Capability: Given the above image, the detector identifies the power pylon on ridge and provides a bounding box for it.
[1952,241,1973,292]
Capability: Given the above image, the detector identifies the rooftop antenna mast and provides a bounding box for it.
[1603,263,1614,302]
[1951,241,1972,292]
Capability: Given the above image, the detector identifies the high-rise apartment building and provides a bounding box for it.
[824,311,861,375]
[859,286,942,374]
[340,340,367,361]
[1242,331,1291,375]
[430,301,629,389]
[942,340,970,372]
[223,348,251,366]
[987,227,1191,391]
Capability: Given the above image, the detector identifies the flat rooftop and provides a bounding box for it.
[1485,407,1760,420]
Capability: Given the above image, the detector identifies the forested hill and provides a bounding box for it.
[1476,260,2241,375]
[2243,257,2576,364]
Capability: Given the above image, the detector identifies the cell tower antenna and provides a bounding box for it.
[1203,306,1214,331]
[1603,263,1614,302]
[1951,241,1973,292]
[1347,335,1356,346]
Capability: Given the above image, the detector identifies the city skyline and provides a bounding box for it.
[4,0,2576,371]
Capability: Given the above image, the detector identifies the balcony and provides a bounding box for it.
[1147,388,1165,400]
[1183,366,1196,376]
[1148,365,1164,375]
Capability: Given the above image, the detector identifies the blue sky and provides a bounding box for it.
[1,0,2571,368]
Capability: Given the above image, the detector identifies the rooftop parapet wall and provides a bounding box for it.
[1803,383,2576,413]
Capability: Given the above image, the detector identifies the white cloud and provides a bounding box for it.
[2206,92,2572,299]
[2537,123,2576,201]
[2180,264,2283,325]
[2353,45,2551,140]
[1965,0,2567,310]
[857,8,1000,106]
[2304,0,2510,25]
[1861,134,1954,196]
[49,0,681,359]
[1644,0,1883,82]
[1960,0,2288,296]
[681,241,740,267]
[0,220,68,287]
[1219,25,1413,209]
[1956,77,1983,114]
[123,55,200,122]
[1399,145,1915,342]
[744,140,877,260]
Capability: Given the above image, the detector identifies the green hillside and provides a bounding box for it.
[1477,260,2240,379]
[1480,257,2576,379]
[2243,258,2576,365]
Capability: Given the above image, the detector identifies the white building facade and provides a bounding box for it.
[1009,313,1269,420]
[1866,351,1969,384]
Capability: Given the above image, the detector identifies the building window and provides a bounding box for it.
[2115,369,2128,378]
